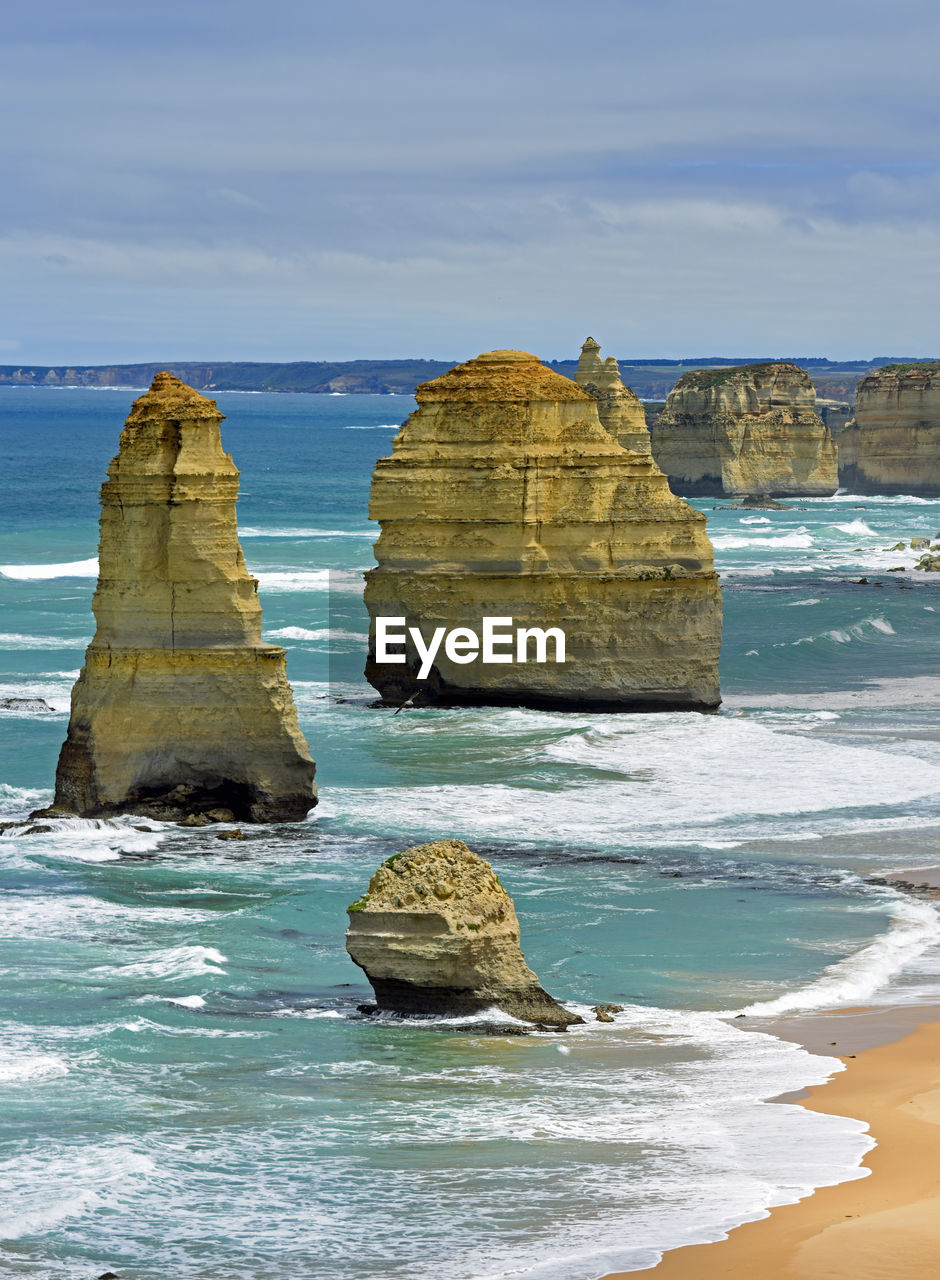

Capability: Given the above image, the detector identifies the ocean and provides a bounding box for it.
[1,386,939,1280]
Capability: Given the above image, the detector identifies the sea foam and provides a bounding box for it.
[0,558,98,580]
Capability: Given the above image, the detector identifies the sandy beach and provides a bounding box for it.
[602,999,940,1279]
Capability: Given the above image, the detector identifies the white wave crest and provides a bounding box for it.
[263,626,366,642]
[834,519,877,536]
[240,527,375,539]
[255,568,366,593]
[712,532,814,550]
[0,783,49,817]
[0,1145,155,1239]
[0,1046,69,1084]
[0,558,98,580]
[319,710,940,848]
[96,944,227,981]
[730,896,940,1016]
[0,632,89,649]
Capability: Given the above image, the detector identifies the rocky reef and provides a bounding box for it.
[652,362,838,498]
[346,840,582,1028]
[574,336,650,454]
[838,364,940,496]
[364,349,722,710]
[49,373,316,823]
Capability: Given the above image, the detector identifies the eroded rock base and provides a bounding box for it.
[364,977,582,1028]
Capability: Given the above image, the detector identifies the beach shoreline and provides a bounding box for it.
[600,894,940,1278]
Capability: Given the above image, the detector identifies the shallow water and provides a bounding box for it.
[1,387,939,1279]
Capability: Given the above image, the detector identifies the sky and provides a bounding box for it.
[2,0,939,363]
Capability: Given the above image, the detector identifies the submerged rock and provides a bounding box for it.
[364,349,722,710]
[723,495,793,510]
[652,363,838,498]
[345,840,583,1028]
[48,374,316,823]
[0,696,54,712]
[839,363,940,496]
[574,337,651,455]
[592,1003,624,1023]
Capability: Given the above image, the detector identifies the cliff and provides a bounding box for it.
[651,363,838,497]
[49,373,316,823]
[573,337,651,454]
[346,839,582,1028]
[839,363,940,496]
[364,349,721,710]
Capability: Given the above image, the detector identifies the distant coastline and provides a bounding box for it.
[1,355,935,400]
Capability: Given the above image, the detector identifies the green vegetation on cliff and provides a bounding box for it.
[2,355,937,402]
[877,361,940,376]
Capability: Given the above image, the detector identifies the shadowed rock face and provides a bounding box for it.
[364,349,722,711]
[839,364,940,496]
[345,840,583,1028]
[652,362,838,498]
[50,373,316,823]
[574,336,650,455]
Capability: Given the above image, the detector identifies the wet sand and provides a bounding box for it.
[601,973,940,1277]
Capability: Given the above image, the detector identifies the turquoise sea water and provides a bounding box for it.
[1,387,940,1280]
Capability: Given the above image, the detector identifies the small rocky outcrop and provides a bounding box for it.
[345,840,583,1028]
[365,349,721,710]
[839,364,940,496]
[0,696,54,712]
[47,374,316,823]
[652,363,838,498]
[574,337,651,454]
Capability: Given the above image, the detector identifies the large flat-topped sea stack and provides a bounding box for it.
[574,336,651,454]
[838,364,940,496]
[652,362,838,498]
[51,373,316,823]
[364,349,722,710]
[346,840,582,1028]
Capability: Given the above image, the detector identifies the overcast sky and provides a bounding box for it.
[3,0,939,363]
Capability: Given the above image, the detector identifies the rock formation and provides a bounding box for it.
[652,363,838,498]
[364,349,722,710]
[49,373,316,823]
[346,839,582,1028]
[574,337,651,454]
[838,364,940,496]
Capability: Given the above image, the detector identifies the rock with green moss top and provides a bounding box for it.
[345,839,583,1028]
[652,362,837,498]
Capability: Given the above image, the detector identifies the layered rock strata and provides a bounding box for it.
[652,363,838,497]
[364,349,721,710]
[574,336,651,454]
[838,364,940,496]
[346,839,582,1027]
[50,373,316,822]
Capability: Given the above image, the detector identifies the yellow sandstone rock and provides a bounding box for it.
[51,373,316,823]
[364,349,721,709]
[652,363,838,498]
[839,363,940,496]
[346,839,582,1027]
[574,336,651,454]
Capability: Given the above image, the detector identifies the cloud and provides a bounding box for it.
[1,0,939,360]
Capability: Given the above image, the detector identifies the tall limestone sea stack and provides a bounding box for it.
[364,349,721,710]
[50,373,316,823]
[574,336,651,454]
[652,362,838,498]
[839,363,940,496]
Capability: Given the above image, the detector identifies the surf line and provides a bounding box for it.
[375,616,567,680]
